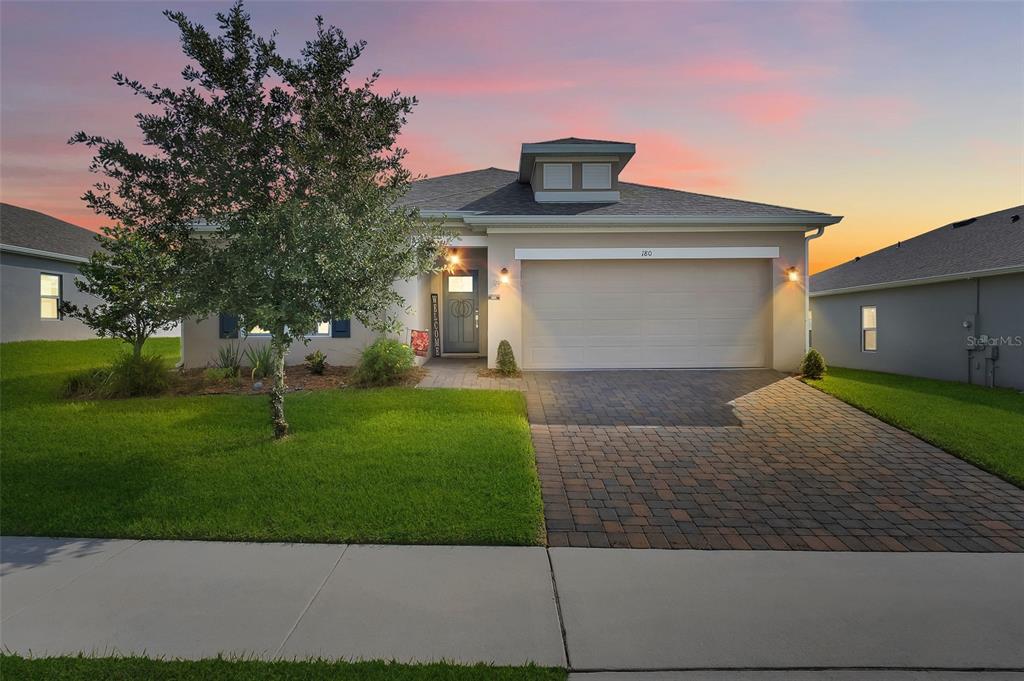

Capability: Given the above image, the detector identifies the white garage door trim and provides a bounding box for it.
[521,259,770,370]
[515,246,779,260]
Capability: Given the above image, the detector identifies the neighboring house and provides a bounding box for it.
[1,204,106,343]
[810,205,1024,390]
[183,137,842,371]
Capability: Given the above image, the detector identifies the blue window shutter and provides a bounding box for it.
[219,314,239,339]
[331,319,351,338]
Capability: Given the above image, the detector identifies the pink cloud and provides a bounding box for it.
[681,57,786,84]
[380,73,577,97]
[715,91,819,129]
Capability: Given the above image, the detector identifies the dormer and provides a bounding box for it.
[518,137,635,203]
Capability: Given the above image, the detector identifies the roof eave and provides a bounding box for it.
[0,243,90,263]
[460,214,842,227]
[810,264,1024,297]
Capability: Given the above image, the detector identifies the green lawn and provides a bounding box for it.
[0,339,544,544]
[804,366,1024,487]
[0,655,565,681]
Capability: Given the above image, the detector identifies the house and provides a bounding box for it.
[810,205,1024,389]
[1,204,106,343]
[182,138,843,371]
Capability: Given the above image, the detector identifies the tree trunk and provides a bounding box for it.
[269,337,289,439]
[132,337,145,361]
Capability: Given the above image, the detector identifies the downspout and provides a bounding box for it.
[804,226,826,353]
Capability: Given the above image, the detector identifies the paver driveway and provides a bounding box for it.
[524,370,1024,551]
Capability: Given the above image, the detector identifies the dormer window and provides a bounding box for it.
[542,163,573,190]
[582,163,612,190]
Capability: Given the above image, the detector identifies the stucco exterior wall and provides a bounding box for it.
[484,229,807,372]
[809,272,1024,389]
[181,272,434,369]
[1,252,101,342]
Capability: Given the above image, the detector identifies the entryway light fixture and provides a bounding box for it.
[499,267,510,284]
[785,266,799,282]
[446,250,460,266]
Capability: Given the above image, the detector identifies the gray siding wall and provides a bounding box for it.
[1,252,100,342]
[810,272,1024,390]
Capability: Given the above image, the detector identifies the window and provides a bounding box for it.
[581,163,612,189]
[542,163,573,190]
[447,275,474,292]
[861,306,877,352]
[246,321,330,337]
[40,273,61,320]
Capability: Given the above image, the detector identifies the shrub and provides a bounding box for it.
[244,344,274,381]
[304,349,328,375]
[353,338,414,387]
[495,340,519,376]
[204,367,238,382]
[216,343,241,377]
[61,367,111,399]
[800,348,827,379]
[105,352,170,397]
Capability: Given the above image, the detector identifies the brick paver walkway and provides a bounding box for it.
[526,370,1024,552]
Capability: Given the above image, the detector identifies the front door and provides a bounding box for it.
[444,270,479,353]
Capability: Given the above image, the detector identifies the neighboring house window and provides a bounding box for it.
[581,163,612,189]
[861,306,877,352]
[542,163,573,190]
[40,273,62,320]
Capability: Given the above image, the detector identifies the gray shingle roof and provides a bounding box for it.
[0,203,99,260]
[811,205,1024,293]
[400,168,830,218]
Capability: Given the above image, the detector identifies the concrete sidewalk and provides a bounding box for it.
[2,537,1023,673]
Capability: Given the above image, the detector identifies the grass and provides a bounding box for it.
[804,366,1024,487]
[0,339,544,544]
[0,655,566,680]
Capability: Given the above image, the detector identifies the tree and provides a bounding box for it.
[60,225,185,360]
[71,2,448,437]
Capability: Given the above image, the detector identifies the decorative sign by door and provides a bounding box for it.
[430,293,441,357]
[410,330,429,357]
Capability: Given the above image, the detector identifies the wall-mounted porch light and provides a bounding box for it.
[446,250,460,266]
[785,266,800,282]
[499,267,510,284]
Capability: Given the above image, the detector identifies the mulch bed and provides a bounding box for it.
[477,368,523,379]
[172,365,429,396]
[173,365,355,396]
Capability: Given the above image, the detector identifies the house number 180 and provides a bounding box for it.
[640,249,654,257]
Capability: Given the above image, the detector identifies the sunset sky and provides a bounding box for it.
[1,1,1021,273]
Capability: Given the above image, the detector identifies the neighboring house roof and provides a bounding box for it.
[811,205,1024,295]
[0,203,100,262]
[400,168,832,219]
[1,202,99,261]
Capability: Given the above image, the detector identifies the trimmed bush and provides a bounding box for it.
[496,340,519,376]
[304,349,328,375]
[353,338,414,387]
[800,348,827,379]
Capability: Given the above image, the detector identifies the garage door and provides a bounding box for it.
[521,259,770,369]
